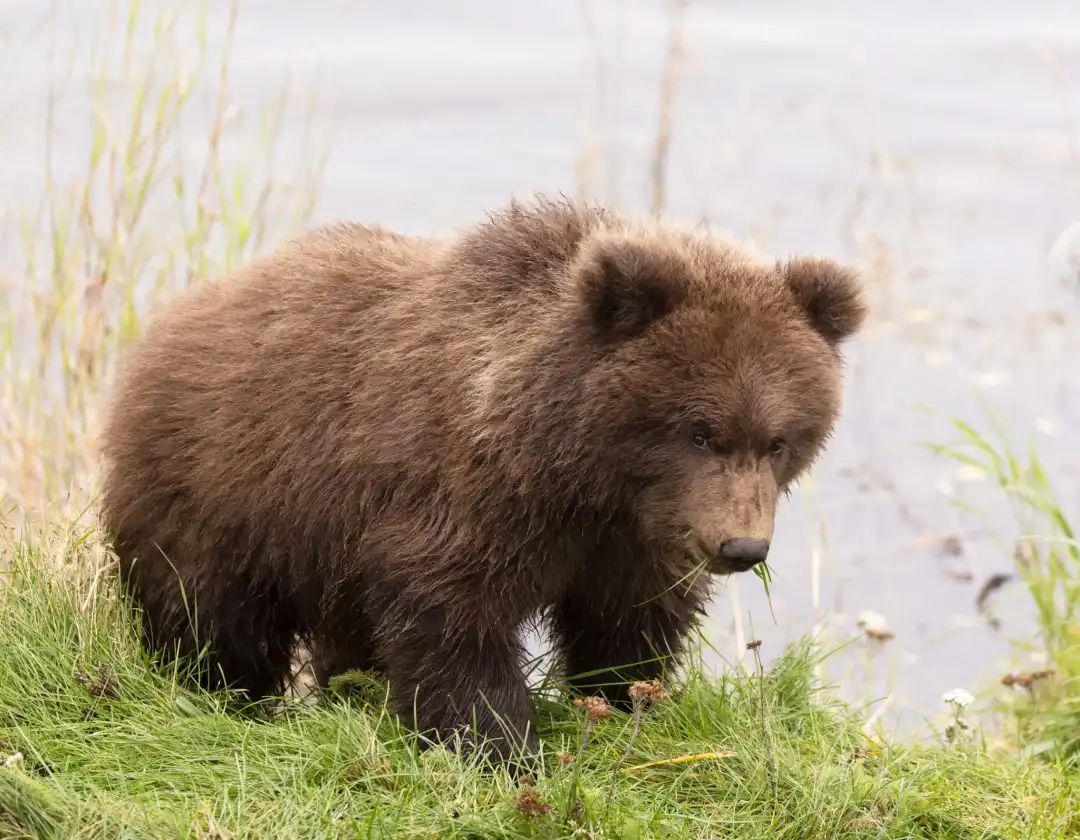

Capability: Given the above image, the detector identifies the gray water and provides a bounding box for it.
[2,0,1079,733]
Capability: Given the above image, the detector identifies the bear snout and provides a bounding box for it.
[718,537,770,571]
[694,534,770,573]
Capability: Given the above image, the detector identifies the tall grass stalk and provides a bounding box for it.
[933,417,1079,761]
[648,0,687,218]
[0,0,324,515]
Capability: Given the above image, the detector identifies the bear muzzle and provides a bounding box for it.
[717,537,770,572]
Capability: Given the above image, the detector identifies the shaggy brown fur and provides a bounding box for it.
[101,198,864,758]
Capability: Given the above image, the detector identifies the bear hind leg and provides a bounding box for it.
[125,551,297,701]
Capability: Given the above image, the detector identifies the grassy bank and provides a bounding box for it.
[0,528,1075,839]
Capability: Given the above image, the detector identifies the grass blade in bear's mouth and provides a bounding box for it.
[752,561,777,622]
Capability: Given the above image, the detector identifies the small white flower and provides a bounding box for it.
[942,688,974,708]
[3,752,23,769]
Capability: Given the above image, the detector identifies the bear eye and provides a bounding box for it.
[769,438,788,457]
[691,427,711,450]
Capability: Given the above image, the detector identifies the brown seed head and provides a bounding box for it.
[512,786,552,818]
[628,679,665,705]
[573,695,612,721]
[1002,669,1054,688]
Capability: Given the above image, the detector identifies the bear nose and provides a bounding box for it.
[719,538,770,571]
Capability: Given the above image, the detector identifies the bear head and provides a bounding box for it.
[572,230,865,575]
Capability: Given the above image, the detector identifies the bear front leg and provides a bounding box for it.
[554,581,707,708]
[375,603,538,761]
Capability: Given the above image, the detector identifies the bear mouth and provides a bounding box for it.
[717,555,764,574]
[686,538,755,576]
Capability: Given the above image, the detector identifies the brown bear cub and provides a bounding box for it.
[102,198,864,758]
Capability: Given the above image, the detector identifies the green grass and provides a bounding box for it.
[2,3,1079,837]
[933,417,1079,763]
[0,527,1076,839]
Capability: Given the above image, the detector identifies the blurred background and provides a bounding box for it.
[2,1,1078,735]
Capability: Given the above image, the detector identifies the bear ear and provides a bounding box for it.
[781,257,866,345]
[577,240,682,341]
